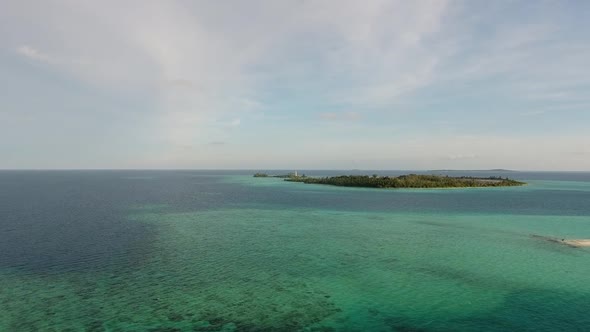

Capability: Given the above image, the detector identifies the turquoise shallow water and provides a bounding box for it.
[1,171,589,331]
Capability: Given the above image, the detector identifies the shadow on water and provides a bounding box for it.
[411,264,517,290]
[0,171,172,273]
[448,288,590,331]
[0,171,256,273]
[343,288,590,332]
[0,220,157,274]
[74,286,590,332]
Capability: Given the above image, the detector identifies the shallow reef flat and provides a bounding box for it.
[2,207,589,331]
[1,171,590,331]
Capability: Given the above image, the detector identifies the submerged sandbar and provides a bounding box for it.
[532,235,590,248]
[563,239,590,247]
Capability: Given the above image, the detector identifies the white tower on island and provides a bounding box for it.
[294,171,298,177]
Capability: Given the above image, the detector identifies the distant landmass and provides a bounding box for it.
[255,173,526,189]
[429,169,517,172]
[253,172,302,178]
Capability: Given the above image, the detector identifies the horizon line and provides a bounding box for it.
[1,168,589,173]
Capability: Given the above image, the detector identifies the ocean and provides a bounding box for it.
[1,170,589,331]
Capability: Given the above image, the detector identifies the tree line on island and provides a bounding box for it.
[254,173,526,188]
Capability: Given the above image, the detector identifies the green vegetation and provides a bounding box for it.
[253,173,269,177]
[283,174,525,188]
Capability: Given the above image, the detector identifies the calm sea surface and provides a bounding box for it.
[1,170,589,331]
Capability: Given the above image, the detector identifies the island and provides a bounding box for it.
[428,169,516,172]
[275,174,526,188]
[253,172,305,178]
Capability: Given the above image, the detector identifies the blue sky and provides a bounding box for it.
[1,0,589,170]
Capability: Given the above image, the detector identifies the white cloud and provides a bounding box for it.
[519,110,547,117]
[16,45,53,63]
[2,1,589,169]
[3,1,454,134]
[165,79,194,89]
[444,154,479,161]
[226,118,241,128]
[319,111,361,121]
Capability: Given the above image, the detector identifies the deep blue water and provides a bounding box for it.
[2,170,589,273]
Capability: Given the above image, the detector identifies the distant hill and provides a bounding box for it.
[429,169,517,172]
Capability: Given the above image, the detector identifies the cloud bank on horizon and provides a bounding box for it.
[1,0,589,170]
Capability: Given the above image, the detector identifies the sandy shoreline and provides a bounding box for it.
[531,235,590,248]
[562,239,590,247]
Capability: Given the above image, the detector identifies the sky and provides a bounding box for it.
[1,0,589,170]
